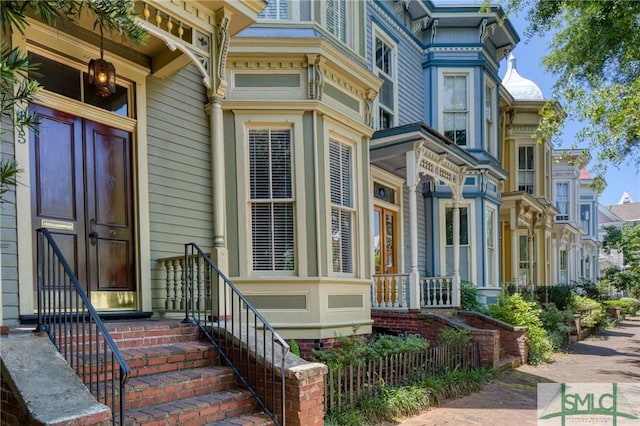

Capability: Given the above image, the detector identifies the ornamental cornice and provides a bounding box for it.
[230,60,307,70]
[425,46,483,54]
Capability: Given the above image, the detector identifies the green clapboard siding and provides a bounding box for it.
[323,84,360,111]
[235,73,300,88]
[245,295,307,310]
[328,294,363,309]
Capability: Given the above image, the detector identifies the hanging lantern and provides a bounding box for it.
[88,26,116,97]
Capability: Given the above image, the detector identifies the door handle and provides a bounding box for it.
[89,219,98,245]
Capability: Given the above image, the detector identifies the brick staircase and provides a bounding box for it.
[88,319,274,425]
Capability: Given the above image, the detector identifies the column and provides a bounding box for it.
[406,151,420,309]
[510,209,518,284]
[452,202,461,307]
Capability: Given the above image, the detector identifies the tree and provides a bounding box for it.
[497,0,640,192]
[0,0,146,202]
[602,224,640,298]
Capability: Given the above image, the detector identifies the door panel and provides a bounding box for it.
[31,105,136,310]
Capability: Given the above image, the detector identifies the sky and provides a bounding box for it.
[498,11,640,207]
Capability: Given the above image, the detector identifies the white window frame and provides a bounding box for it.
[248,128,295,272]
[440,202,474,282]
[518,145,535,194]
[258,0,289,20]
[326,0,348,44]
[484,77,497,157]
[485,205,498,287]
[330,138,355,274]
[372,25,397,130]
[580,204,591,235]
[518,234,529,286]
[555,181,570,221]
[438,69,474,147]
[559,249,568,285]
[234,113,307,277]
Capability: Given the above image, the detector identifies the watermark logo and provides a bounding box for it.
[538,383,640,425]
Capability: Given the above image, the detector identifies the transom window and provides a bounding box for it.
[29,51,130,117]
[375,35,395,130]
[443,75,468,145]
[327,0,347,43]
[249,129,294,271]
[555,182,569,221]
[258,0,288,19]
[518,146,535,194]
[330,139,354,273]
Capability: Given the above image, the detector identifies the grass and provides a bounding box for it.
[324,367,497,426]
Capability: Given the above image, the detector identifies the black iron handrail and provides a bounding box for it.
[36,228,130,425]
[183,243,289,426]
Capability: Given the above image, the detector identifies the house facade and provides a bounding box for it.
[552,149,600,285]
[0,0,265,326]
[499,55,557,290]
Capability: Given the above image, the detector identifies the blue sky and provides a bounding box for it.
[499,11,640,207]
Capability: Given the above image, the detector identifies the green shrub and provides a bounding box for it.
[312,334,429,366]
[437,327,472,346]
[368,334,429,358]
[534,286,575,310]
[460,280,484,312]
[539,303,574,350]
[488,294,553,364]
[289,339,301,357]
[571,295,608,329]
[605,298,640,317]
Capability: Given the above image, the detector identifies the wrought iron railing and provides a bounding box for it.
[421,276,454,307]
[35,228,130,425]
[371,274,409,308]
[183,243,289,426]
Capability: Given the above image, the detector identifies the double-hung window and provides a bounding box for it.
[327,0,347,43]
[518,146,535,194]
[443,75,468,145]
[580,204,591,235]
[486,207,496,286]
[375,34,395,129]
[330,139,354,273]
[445,206,470,280]
[249,129,294,271]
[258,0,288,19]
[555,182,569,221]
[485,83,496,156]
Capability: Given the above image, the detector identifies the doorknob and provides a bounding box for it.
[89,219,98,245]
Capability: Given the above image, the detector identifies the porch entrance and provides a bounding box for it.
[30,105,137,310]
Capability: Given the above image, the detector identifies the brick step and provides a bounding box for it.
[206,412,275,426]
[125,388,259,425]
[75,341,221,384]
[92,365,239,410]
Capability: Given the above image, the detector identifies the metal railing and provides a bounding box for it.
[183,243,289,426]
[371,274,409,308]
[36,228,130,425]
[421,276,454,307]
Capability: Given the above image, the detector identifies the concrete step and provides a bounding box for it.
[125,388,258,425]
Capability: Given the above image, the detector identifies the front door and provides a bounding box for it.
[373,205,399,305]
[31,105,136,310]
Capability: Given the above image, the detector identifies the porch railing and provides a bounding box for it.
[421,276,454,307]
[36,228,130,425]
[371,274,409,308]
[182,243,289,426]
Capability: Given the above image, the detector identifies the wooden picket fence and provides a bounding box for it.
[324,342,480,413]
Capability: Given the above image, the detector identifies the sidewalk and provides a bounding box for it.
[399,316,640,425]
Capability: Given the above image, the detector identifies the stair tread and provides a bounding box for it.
[205,412,274,426]
[121,340,215,357]
[127,365,233,389]
[126,388,257,424]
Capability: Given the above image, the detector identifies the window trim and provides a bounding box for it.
[518,145,535,194]
[438,68,474,147]
[234,113,307,277]
[439,202,475,281]
[329,138,355,274]
[484,77,497,157]
[372,24,398,130]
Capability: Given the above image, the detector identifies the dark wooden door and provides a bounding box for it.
[31,105,135,306]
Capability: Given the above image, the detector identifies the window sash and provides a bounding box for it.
[556,182,569,220]
[258,0,289,19]
[330,139,354,273]
[445,207,469,246]
[249,129,294,271]
[327,0,346,43]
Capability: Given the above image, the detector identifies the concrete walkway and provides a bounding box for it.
[399,316,640,425]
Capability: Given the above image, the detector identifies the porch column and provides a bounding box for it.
[207,8,231,320]
[510,209,518,284]
[451,201,461,307]
[406,151,420,309]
